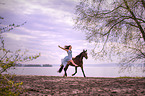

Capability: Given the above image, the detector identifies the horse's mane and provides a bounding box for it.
[75,52,83,58]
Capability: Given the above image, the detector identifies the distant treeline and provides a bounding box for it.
[15,64,52,67]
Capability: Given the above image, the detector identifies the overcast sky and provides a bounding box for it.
[0,0,101,65]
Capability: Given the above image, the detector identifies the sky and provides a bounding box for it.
[0,0,101,65]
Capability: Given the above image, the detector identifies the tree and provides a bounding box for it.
[75,0,145,71]
[0,16,40,95]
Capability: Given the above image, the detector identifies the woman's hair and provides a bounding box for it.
[64,45,71,49]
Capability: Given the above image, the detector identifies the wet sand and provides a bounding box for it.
[14,75,145,96]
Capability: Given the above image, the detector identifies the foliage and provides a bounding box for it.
[0,74,24,95]
[0,16,40,95]
[75,0,145,70]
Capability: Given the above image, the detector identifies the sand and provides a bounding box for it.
[14,75,145,96]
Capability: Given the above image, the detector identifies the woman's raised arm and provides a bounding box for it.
[58,45,68,51]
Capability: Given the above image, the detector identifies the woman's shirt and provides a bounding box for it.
[67,50,72,60]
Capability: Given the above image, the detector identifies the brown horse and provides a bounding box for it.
[58,49,88,77]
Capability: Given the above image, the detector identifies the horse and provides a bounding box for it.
[58,49,88,77]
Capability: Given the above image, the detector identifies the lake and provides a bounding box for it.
[6,64,145,77]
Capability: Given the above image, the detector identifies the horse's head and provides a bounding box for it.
[82,49,88,59]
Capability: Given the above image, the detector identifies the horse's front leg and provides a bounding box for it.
[81,67,86,77]
[72,66,77,76]
[64,64,69,77]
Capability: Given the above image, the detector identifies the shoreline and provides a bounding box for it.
[14,75,145,79]
[14,75,145,95]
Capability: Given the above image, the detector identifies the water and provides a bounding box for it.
[6,65,145,77]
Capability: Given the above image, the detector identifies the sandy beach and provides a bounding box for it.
[14,75,145,96]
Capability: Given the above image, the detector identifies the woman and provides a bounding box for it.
[58,45,78,67]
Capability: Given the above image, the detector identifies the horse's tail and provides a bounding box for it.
[58,65,64,73]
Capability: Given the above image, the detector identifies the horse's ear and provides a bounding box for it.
[83,49,87,52]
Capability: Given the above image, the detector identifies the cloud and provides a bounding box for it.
[5,33,36,41]
[0,0,98,64]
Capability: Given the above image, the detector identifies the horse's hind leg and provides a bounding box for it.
[64,64,69,77]
[58,65,64,73]
[72,67,77,76]
[81,67,86,77]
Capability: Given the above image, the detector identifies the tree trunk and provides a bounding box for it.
[124,0,145,42]
[141,0,145,9]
